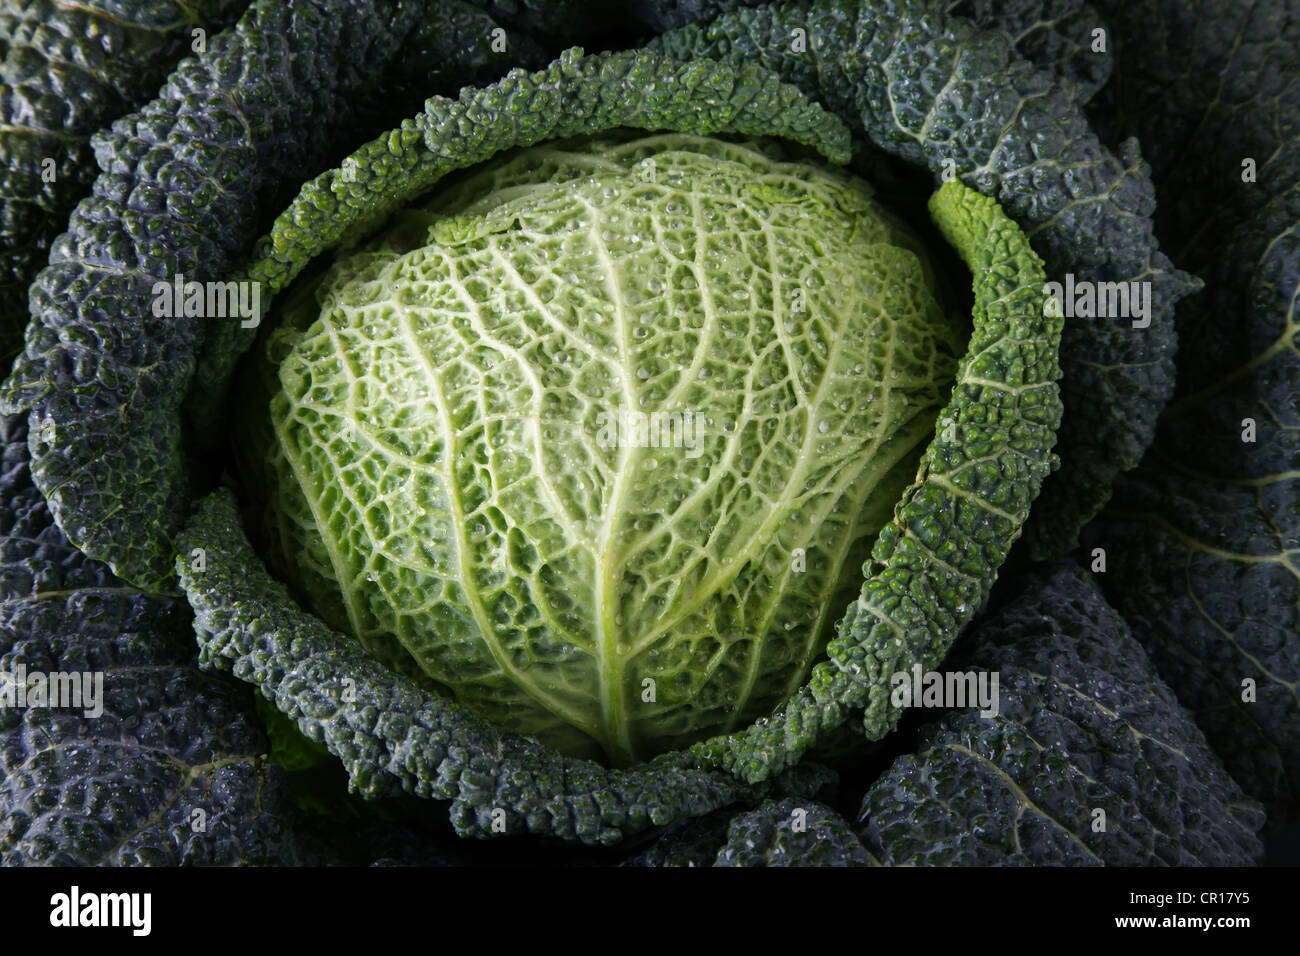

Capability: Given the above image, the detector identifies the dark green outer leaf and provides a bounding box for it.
[637,0,1116,100]
[618,808,735,865]
[948,0,1113,102]
[1084,0,1300,822]
[0,414,297,865]
[0,0,250,363]
[858,562,1265,865]
[0,0,510,590]
[241,46,850,300]
[650,0,1200,558]
[620,797,879,865]
[713,798,878,865]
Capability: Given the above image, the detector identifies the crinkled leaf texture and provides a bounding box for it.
[857,562,1266,865]
[640,0,1116,101]
[948,0,1113,102]
[0,0,250,359]
[0,415,298,865]
[624,798,879,865]
[248,132,962,765]
[1083,0,1300,824]
[0,0,528,591]
[650,0,1199,559]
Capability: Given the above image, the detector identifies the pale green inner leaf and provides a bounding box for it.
[254,133,965,765]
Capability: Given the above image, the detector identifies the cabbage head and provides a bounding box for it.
[241,133,964,765]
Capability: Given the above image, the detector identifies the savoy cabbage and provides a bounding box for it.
[237,132,969,764]
[0,0,1293,867]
